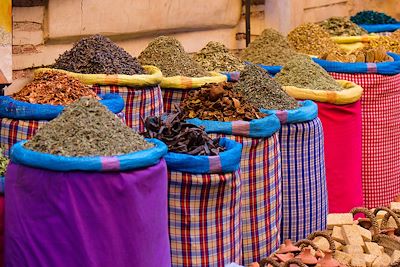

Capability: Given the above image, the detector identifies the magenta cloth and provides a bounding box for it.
[5,160,171,267]
[317,101,363,213]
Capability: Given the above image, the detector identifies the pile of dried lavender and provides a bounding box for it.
[25,98,152,157]
[138,36,208,77]
[233,64,299,110]
[53,34,145,75]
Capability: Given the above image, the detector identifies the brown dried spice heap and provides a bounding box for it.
[53,34,145,75]
[180,82,266,121]
[25,98,153,157]
[287,23,341,57]
[193,41,244,72]
[321,45,393,63]
[369,36,400,54]
[233,64,299,110]
[318,17,367,36]
[275,55,342,91]
[13,70,99,105]
[142,113,225,156]
[139,36,208,77]
[391,29,400,41]
[240,28,298,65]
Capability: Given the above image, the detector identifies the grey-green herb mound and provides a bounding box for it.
[52,34,145,75]
[194,41,244,72]
[319,17,367,36]
[240,28,298,66]
[138,36,208,77]
[25,98,153,157]
[233,63,299,110]
[275,55,342,91]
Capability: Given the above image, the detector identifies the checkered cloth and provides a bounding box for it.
[92,85,163,132]
[279,118,328,242]
[0,112,125,157]
[208,132,281,265]
[162,88,197,113]
[330,72,400,208]
[168,170,241,267]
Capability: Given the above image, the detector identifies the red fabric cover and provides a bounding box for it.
[317,101,363,213]
[330,73,400,207]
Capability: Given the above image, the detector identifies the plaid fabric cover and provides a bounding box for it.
[92,85,163,132]
[0,112,125,157]
[162,88,197,113]
[279,118,328,242]
[209,132,281,264]
[330,72,400,208]
[168,170,241,267]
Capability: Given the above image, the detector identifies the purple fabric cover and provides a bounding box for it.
[5,160,171,267]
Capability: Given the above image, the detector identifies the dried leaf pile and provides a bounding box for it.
[0,148,9,176]
[319,17,368,36]
[25,98,152,157]
[139,36,208,77]
[193,41,244,72]
[180,82,266,122]
[142,113,225,156]
[240,28,298,65]
[233,64,299,110]
[53,34,145,75]
[13,70,99,105]
[321,45,393,63]
[287,23,341,57]
[351,10,398,25]
[275,55,342,91]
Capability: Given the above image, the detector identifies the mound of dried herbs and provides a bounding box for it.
[351,10,398,25]
[319,17,367,36]
[180,82,266,121]
[0,148,9,176]
[240,28,298,65]
[287,23,341,57]
[52,34,145,75]
[142,113,224,156]
[138,36,208,77]
[369,36,400,54]
[233,64,299,110]
[321,45,393,63]
[194,41,244,72]
[13,70,99,105]
[25,98,152,157]
[275,55,342,91]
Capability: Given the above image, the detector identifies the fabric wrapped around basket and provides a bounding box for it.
[160,72,227,113]
[5,139,171,267]
[358,23,400,34]
[188,116,281,265]
[35,66,163,132]
[166,138,242,267]
[221,71,240,82]
[0,94,125,157]
[262,100,328,242]
[281,81,364,213]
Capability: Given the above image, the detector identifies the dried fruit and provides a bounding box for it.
[319,17,367,36]
[25,98,152,157]
[351,10,398,25]
[240,28,298,65]
[13,70,99,105]
[321,45,393,63]
[139,36,208,77]
[233,64,299,110]
[180,82,266,122]
[142,113,224,156]
[194,41,244,72]
[275,55,342,91]
[53,34,145,75]
[288,23,341,57]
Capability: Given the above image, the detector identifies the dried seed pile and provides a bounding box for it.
[142,113,224,156]
[351,10,398,25]
[193,41,244,72]
[180,82,266,122]
[369,36,400,54]
[25,98,152,157]
[319,17,368,36]
[321,45,393,63]
[13,70,99,105]
[53,34,145,75]
[275,55,342,91]
[287,23,341,57]
[233,64,299,110]
[0,148,8,176]
[138,36,208,77]
[390,29,400,40]
[240,28,298,65]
